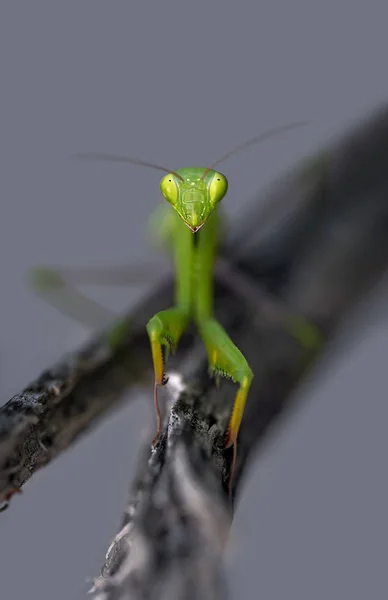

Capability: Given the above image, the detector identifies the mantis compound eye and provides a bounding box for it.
[160,173,179,206]
[208,171,228,206]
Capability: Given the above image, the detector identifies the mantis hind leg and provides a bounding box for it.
[28,266,117,329]
[198,318,253,498]
[27,203,175,330]
[27,259,172,347]
[146,307,190,443]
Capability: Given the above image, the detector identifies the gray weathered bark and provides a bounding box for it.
[1,105,388,599]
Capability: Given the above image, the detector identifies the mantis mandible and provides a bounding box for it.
[32,122,311,499]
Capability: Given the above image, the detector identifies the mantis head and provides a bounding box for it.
[72,121,308,233]
[159,167,228,232]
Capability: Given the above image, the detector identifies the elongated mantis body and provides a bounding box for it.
[30,122,319,499]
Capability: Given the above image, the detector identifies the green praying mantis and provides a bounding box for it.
[30,122,321,499]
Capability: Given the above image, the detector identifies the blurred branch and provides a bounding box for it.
[1,105,388,598]
[0,288,172,507]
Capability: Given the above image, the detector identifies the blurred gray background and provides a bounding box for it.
[1,2,387,599]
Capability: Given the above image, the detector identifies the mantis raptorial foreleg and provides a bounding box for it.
[146,307,189,442]
[146,208,194,442]
[198,318,253,486]
[191,209,253,496]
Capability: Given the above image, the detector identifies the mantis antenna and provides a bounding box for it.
[72,120,309,181]
[71,152,185,181]
[200,121,309,180]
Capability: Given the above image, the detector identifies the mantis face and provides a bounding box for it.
[73,123,307,233]
[159,167,228,232]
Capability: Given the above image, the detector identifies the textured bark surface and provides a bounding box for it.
[1,106,388,598]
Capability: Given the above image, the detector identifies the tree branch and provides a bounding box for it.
[1,105,388,598]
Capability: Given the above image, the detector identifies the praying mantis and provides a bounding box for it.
[30,122,320,499]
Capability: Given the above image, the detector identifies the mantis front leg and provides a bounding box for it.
[146,307,190,443]
[198,318,253,493]
[194,210,254,498]
[147,210,193,444]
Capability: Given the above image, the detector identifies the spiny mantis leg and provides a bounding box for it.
[145,208,193,443]
[193,210,253,499]
[146,307,190,443]
[198,318,253,498]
